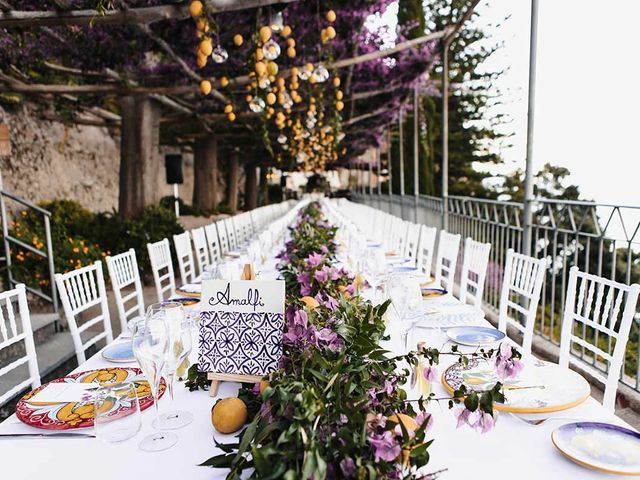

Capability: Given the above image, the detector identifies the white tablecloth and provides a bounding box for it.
[0,259,630,479]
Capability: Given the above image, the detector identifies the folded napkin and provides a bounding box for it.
[27,383,96,404]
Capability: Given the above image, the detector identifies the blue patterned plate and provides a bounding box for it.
[446,326,505,346]
[101,342,135,363]
[422,287,447,298]
[393,266,418,273]
[552,422,640,475]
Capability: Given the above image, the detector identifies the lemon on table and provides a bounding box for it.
[211,397,248,434]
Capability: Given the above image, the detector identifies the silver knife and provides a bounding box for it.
[0,432,95,438]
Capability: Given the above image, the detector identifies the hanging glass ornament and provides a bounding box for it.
[211,45,228,63]
[282,92,293,109]
[298,68,311,81]
[248,97,266,113]
[277,134,287,144]
[262,39,281,60]
[258,77,271,89]
[312,66,329,83]
[270,12,284,32]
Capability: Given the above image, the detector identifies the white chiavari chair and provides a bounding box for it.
[55,262,113,364]
[191,227,210,275]
[497,249,546,354]
[434,230,461,291]
[204,223,222,264]
[173,232,197,285]
[416,225,438,279]
[216,220,230,255]
[0,284,40,406]
[147,238,176,302]
[459,238,492,307]
[225,218,238,251]
[559,267,640,411]
[105,249,144,333]
[404,222,422,266]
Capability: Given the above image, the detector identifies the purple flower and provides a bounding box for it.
[297,271,312,296]
[306,252,324,268]
[250,383,261,395]
[314,267,329,283]
[324,295,339,311]
[416,411,433,432]
[495,343,524,381]
[320,245,329,254]
[454,407,496,434]
[475,411,496,433]
[368,430,401,463]
[340,457,356,477]
[283,309,310,345]
[422,366,438,383]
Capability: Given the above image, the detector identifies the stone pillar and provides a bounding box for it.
[227,148,240,213]
[258,165,269,206]
[119,96,161,218]
[192,136,218,212]
[244,162,258,211]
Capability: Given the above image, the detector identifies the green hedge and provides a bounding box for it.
[8,200,184,291]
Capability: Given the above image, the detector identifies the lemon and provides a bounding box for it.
[267,61,279,76]
[300,296,320,310]
[219,76,229,87]
[281,25,292,37]
[287,47,296,59]
[255,61,267,77]
[233,34,243,46]
[387,413,418,432]
[189,0,203,18]
[266,92,276,105]
[326,10,336,22]
[259,379,270,394]
[211,397,247,434]
[199,39,212,56]
[336,101,344,112]
[224,104,233,114]
[259,26,272,43]
[333,76,341,87]
[287,38,296,47]
[326,26,336,40]
[199,80,212,95]
[227,112,236,122]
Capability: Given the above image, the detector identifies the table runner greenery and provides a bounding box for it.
[190,202,520,479]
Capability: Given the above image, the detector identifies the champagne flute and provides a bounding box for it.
[155,303,193,430]
[388,275,424,354]
[363,249,386,302]
[132,311,177,452]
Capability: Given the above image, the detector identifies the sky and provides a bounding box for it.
[475,0,640,209]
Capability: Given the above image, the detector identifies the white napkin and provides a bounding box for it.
[27,383,96,403]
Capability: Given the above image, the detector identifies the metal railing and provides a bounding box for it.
[355,192,640,393]
[0,175,58,314]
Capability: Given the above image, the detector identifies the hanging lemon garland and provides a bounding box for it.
[188,3,344,171]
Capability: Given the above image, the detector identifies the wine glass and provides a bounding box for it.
[132,311,176,452]
[388,275,424,354]
[363,249,387,302]
[94,382,141,443]
[155,303,193,430]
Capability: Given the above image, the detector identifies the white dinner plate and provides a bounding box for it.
[446,326,505,346]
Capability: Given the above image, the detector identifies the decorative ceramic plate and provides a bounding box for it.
[422,287,447,298]
[552,422,640,475]
[16,368,165,430]
[168,297,200,306]
[101,342,135,363]
[176,283,201,298]
[394,266,418,273]
[442,358,590,413]
[446,326,506,346]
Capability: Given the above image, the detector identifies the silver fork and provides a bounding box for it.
[510,414,587,426]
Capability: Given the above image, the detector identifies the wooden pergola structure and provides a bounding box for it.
[0,0,474,218]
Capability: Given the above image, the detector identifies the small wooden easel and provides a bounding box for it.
[208,263,262,397]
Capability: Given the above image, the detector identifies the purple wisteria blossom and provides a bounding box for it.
[368,430,401,463]
[306,252,325,268]
[422,366,438,383]
[454,407,496,434]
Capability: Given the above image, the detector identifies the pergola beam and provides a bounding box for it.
[0,0,298,28]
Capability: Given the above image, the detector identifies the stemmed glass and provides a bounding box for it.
[388,275,424,354]
[131,310,176,452]
[155,303,193,430]
[363,249,387,302]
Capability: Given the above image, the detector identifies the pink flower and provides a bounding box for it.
[340,458,356,477]
[416,411,434,432]
[314,267,329,283]
[422,366,438,383]
[475,411,496,433]
[495,343,524,381]
[306,252,324,268]
[454,406,496,434]
[368,430,401,462]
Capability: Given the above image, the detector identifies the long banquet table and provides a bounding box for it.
[0,215,634,479]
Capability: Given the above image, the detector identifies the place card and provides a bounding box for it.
[198,280,285,376]
[27,383,96,403]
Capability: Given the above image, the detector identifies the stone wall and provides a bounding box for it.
[0,103,209,213]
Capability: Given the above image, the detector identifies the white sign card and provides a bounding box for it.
[198,280,285,376]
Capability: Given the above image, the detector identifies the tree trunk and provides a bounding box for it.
[227,149,240,213]
[192,137,218,212]
[244,162,258,211]
[119,96,160,218]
